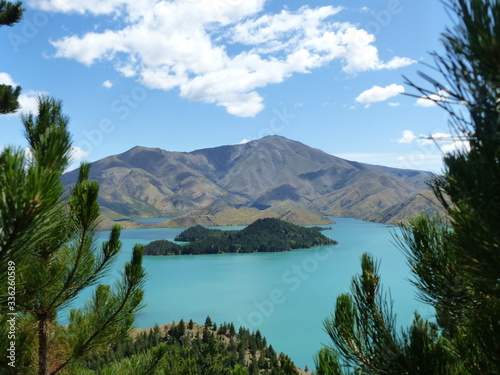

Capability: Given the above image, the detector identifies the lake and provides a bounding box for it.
[62,217,432,370]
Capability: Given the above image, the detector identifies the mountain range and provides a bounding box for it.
[63,136,439,226]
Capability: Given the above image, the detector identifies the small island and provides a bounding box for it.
[143,218,337,255]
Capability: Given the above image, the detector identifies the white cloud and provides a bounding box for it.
[441,140,470,154]
[0,72,17,86]
[388,102,400,107]
[30,1,415,117]
[379,57,415,70]
[102,79,113,88]
[1,72,48,115]
[28,0,131,15]
[397,129,470,158]
[239,138,250,144]
[397,131,462,146]
[70,146,89,161]
[65,146,90,172]
[398,130,416,144]
[418,132,470,154]
[416,97,437,107]
[331,28,415,73]
[17,90,48,115]
[229,6,343,46]
[415,89,449,107]
[356,84,404,104]
[417,132,452,145]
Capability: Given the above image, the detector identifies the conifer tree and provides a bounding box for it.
[0,96,156,375]
[0,96,69,298]
[0,84,21,114]
[0,0,22,26]
[0,1,23,114]
[317,1,500,374]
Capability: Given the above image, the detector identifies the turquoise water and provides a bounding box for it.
[62,218,432,370]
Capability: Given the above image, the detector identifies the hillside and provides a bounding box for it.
[63,136,436,224]
[83,319,309,374]
[154,201,334,227]
[143,218,337,255]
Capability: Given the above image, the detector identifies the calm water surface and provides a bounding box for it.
[62,218,431,370]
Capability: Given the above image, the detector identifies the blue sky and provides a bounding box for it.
[0,0,464,172]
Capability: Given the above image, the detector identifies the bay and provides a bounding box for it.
[61,217,432,370]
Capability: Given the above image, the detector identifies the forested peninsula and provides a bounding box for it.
[143,218,337,255]
[83,318,308,374]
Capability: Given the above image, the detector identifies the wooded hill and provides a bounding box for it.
[82,318,308,374]
[143,218,337,255]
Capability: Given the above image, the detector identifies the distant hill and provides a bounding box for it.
[63,136,437,225]
[154,201,334,227]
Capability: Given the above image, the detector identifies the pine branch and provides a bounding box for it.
[0,1,23,27]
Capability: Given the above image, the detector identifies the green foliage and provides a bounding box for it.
[317,1,500,374]
[0,96,71,301]
[175,224,218,242]
[314,348,344,375]
[169,319,186,342]
[0,1,23,114]
[0,0,23,27]
[318,255,465,375]
[0,84,21,114]
[231,364,249,375]
[0,97,151,375]
[145,218,337,255]
[143,239,182,255]
[80,319,299,375]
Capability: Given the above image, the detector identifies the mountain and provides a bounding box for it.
[63,136,437,225]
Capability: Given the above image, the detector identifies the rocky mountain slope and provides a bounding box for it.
[63,136,437,225]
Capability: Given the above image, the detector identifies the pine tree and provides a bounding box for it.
[0,84,21,114]
[232,364,250,375]
[0,0,22,26]
[0,1,23,114]
[317,1,500,374]
[205,315,213,328]
[0,96,154,375]
[0,96,70,301]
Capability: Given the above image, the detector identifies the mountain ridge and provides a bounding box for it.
[63,136,438,225]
